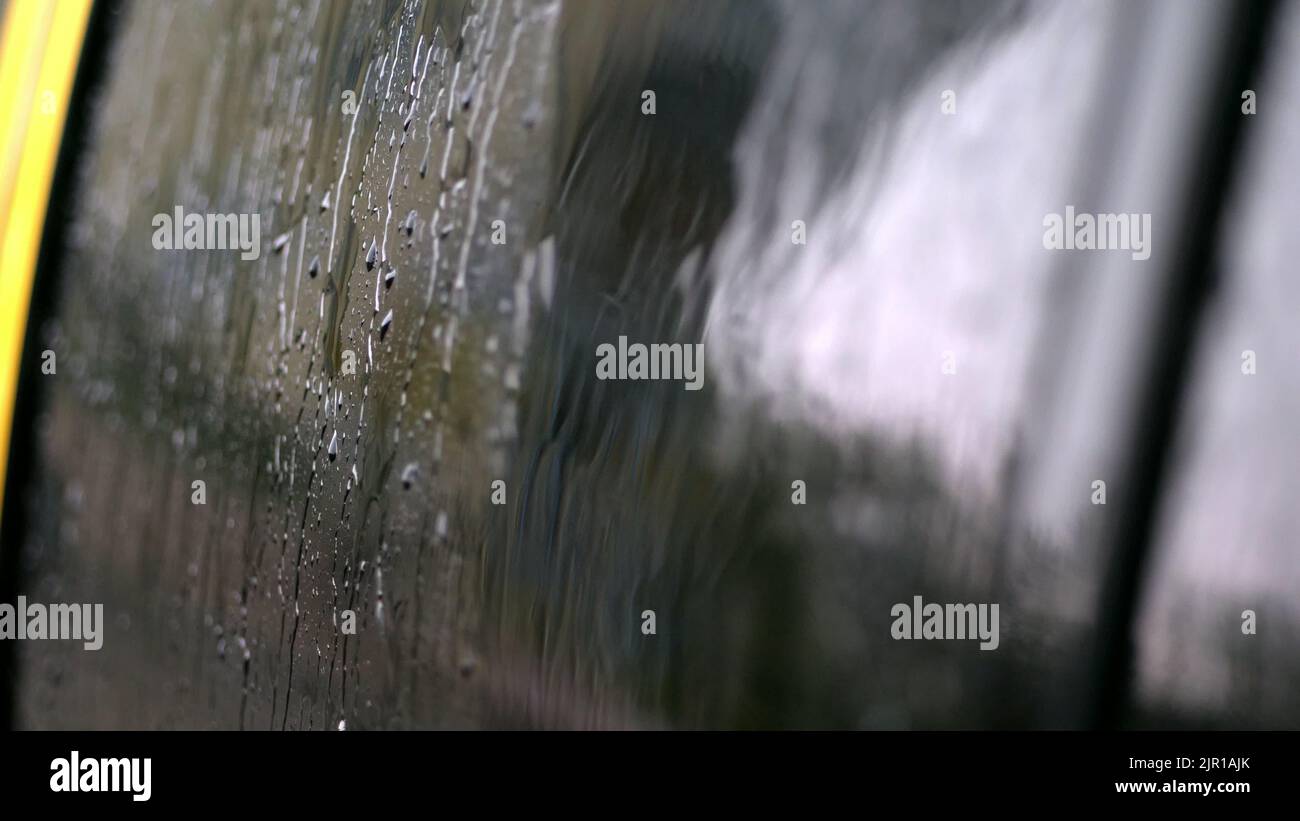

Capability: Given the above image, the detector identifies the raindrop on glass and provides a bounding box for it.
[400,462,418,490]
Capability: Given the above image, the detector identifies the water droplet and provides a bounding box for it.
[400,462,419,489]
[459,655,476,679]
[403,210,416,236]
[522,99,541,129]
[308,255,320,278]
[365,239,377,270]
[272,232,292,253]
[379,309,393,341]
[327,430,338,461]
[320,190,331,212]
[384,267,396,289]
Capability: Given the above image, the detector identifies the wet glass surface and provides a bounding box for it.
[9,0,1299,729]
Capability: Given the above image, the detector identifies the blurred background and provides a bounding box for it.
[0,0,1297,729]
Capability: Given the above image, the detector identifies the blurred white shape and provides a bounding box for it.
[708,1,1108,497]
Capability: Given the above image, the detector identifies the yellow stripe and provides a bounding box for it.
[0,0,93,526]
[0,2,54,232]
